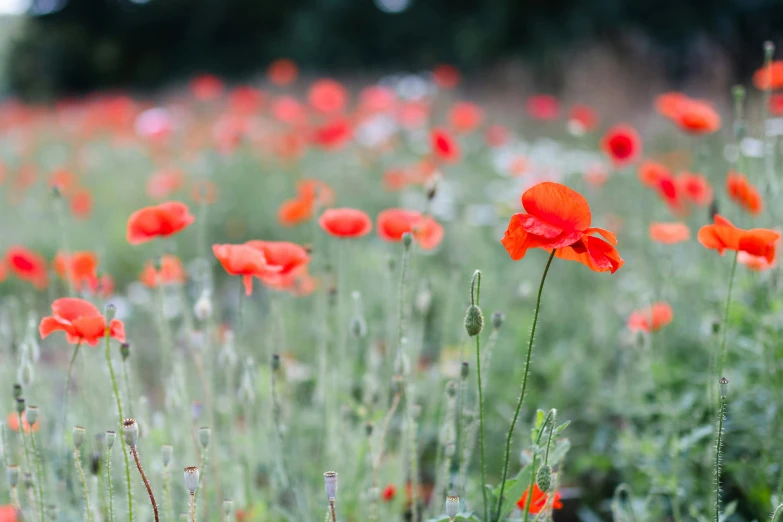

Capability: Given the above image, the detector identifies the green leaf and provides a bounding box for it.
[498,467,533,522]
[535,409,545,430]
[555,421,571,434]
[548,438,571,466]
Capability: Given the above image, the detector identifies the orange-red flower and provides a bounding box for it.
[0,504,17,522]
[7,410,38,433]
[381,484,396,502]
[244,240,310,281]
[432,64,460,89]
[39,297,126,346]
[267,59,298,86]
[190,74,224,101]
[126,201,195,244]
[526,95,559,121]
[649,222,690,244]
[6,246,48,289]
[771,94,783,115]
[53,251,99,292]
[212,244,281,295]
[448,102,484,133]
[271,96,307,125]
[485,125,510,148]
[228,86,265,114]
[139,255,186,288]
[431,128,460,163]
[698,214,780,261]
[312,118,352,150]
[601,125,641,167]
[308,79,348,115]
[146,168,184,200]
[516,484,563,514]
[753,61,783,90]
[358,86,397,114]
[677,172,713,207]
[69,188,93,219]
[412,216,444,250]
[726,171,763,215]
[628,302,673,332]
[568,104,599,131]
[671,98,721,134]
[319,208,373,238]
[638,161,672,188]
[655,92,690,119]
[278,198,314,227]
[376,209,445,250]
[501,182,624,273]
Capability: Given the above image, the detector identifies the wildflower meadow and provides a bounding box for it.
[1,50,783,522]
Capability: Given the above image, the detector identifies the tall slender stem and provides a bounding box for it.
[75,448,93,522]
[189,492,195,522]
[717,253,738,383]
[472,271,488,522]
[494,250,556,522]
[29,430,45,522]
[104,331,133,522]
[329,498,337,522]
[163,465,173,522]
[714,396,727,522]
[131,447,159,522]
[62,342,82,443]
[106,446,115,522]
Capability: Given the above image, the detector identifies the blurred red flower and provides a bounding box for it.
[526,95,560,121]
[190,74,224,101]
[649,222,690,244]
[53,251,99,292]
[726,171,763,216]
[267,59,299,86]
[39,297,125,346]
[448,102,484,133]
[139,255,186,288]
[212,244,282,295]
[628,302,673,332]
[431,128,460,163]
[7,411,38,433]
[753,61,783,90]
[126,201,195,244]
[432,64,461,89]
[601,125,641,167]
[568,104,599,131]
[6,246,48,289]
[308,79,348,115]
[319,208,373,238]
[516,484,563,514]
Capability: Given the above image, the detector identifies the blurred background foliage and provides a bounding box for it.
[2,0,783,99]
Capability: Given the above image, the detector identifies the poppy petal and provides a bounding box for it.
[522,182,592,233]
[556,236,624,273]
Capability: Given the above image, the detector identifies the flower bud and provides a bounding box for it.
[194,292,213,322]
[445,495,460,519]
[536,464,552,492]
[23,472,32,489]
[402,232,412,249]
[464,305,483,337]
[6,464,19,486]
[73,426,85,449]
[492,311,505,329]
[191,401,203,422]
[122,418,138,447]
[460,362,469,379]
[324,471,338,500]
[223,499,233,517]
[445,381,457,397]
[25,405,38,425]
[105,304,116,322]
[15,398,25,415]
[105,430,116,449]
[719,377,728,399]
[765,40,776,58]
[271,354,281,372]
[12,384,21,400]
[184,466,199,494]
[162,445,173,466]
[365,422,374,437]
[198,427,211,449]
[120,343,131,361]
[90,453,101,476]
[426,172,442,201]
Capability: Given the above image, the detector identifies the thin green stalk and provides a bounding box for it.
[163,465,173,522]
[29,430,45,522]
[0,424,7,468]
[17,413,32,476]
[471,271,488,522]
[543,410,556,465]
[62,342,82,443]
[106,445,115,522]
[194,448,208,518]
[494,250,556,522]
[122,359,134,418]
[717,253,738,384]
[104,329,133,522]
[521,411,553,522]
[75,448,93,522]
[714,395,727,522]
[770,504,783,522]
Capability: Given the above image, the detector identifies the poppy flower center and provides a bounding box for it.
[11,255,35,272]
[610,135,633,159]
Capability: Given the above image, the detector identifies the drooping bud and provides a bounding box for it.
[464,305,483,337]
[445,495,460,519]
[105,304,116,322]
[198,427,211,449]
[194,291,213,322]
[90,452,101,476]
[460,362,469,379]
[122,418,139,447]
[324,471,338,500]
[12,384,21,400]
[105,430,116,449]
[425,172,442,201]
[6,464,19,486]
[120,343,131,361]
[183,466,199,494]
[492,311,505,329]
[445,381,458,397]
[73,426,85,449]
[25,405,38,425]
[536,464,552,492]
[402,232,412,249]
[719,377,728,399]
[162,445,173,466]
[15,398,25,415]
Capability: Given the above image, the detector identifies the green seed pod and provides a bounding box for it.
[460,362,469,379]
[719,377,728,399]
[198,427,211,449]
[445,495,460,519]
[6,464,19,486]
[271,354,281,372]
[25,405,38,425]
[12,384,22,400]
[536,464,552,492]
[90,453,101,476]
[445,381,458,397]
[183,466,199,494]
[105,304,116,322]
[120,343,131,361]
[122,419,138,447]
[73,426,85,449]
[105,431,116,449]
[492,311,505,329]
[15,398,25,415]
[464,305,484,337]
[402,232,413,249]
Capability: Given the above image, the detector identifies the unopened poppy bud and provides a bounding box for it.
[365,422,374,437]
[765,41,776,58]
[536,464,552,492]
[324,471,338,500]
[23,472,33,490]
[105,430,116,449]
[445,495,460,519]
[191,401,203,421]
[712,321,720,335]
[105,304,116,322]
[122,418,138,447]
[460,362,469,379]
[120,343,130,360]
[73,426,85,449]
[194,292,212,321]
[426,173,442,200]
[464,305,483,337]
[183,466,199,494]
[6,464,19,486]
[402,232,412,249]
[90,453,101,476]
[198,427,211,448]
[15,398,24,414]
[492,311,505,329]
[162,445,173,466]
[271,354,281,372]
[732,85,745,103]
[12,384,21,399]
[719,377,728,399]
[709,200,719,221]
[446,381,457,397]
[52,185,62,198]
[223,499,233,516]
[25,405,38,425]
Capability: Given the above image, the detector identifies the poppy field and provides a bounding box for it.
[1,53,783,522]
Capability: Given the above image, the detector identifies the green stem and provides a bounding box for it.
[717,253,738,384]
[30,430,45,522]
[17,412,32,475]
[107,446,115,522]
[714,397,726,522]
[122,359,134,418]
[521,411,553,522]
[494,249,556,522]
[75,448,93,522]
[543,410,556,465]
[62,342,82,443]
[471,271,488,522]
[104,330,133,522]
[163,466,173,522]
[770,504,783,522]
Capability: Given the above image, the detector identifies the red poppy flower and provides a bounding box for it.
[146,168,184,200]
[7,411,38,433]
[726,171,763,215]
[49,168,76,194]
[244,241,310,278]
[53,251,99,292]
[97,274,114,299]
[126,201,195,244]
[190,74,224,101]
[271,96,307,125]
[39,297,126,346]
[312,119,352,150]
[672,98,721,134]
[501,182,624,273]
[278,198,313,227]
[432,64,460,89]
[649,222,690,244]
[6,246,48,289]
[69,188,93,219]
[568,104,599,131]
[412,216,444,250]
[267,59,298,86]
[398,101,430,129]
[448,102,484,133]
[698,214,780,261]
[770,94,783,115]
[213,244,282,295]
[753,61,783,91]
[228,86,265,114]
[0,504,18,522]
[638,161,672,188]
[677,172,713,207]
[381,484,396,502]
[655,92,690,119]
[431,128,460,163]
[139,255,186,288]
[526,95,559,121]
[308,79,348,115]
[628,302,673,333]
[601,125,641,167]
[516,484,563,514]
[485,124,510,148]
[319,208,373,238]
[377,209,423,242]
[359,86,397,113]
[298,179,335,207]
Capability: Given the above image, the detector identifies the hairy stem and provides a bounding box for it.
[131,447,159,522]
[75,448,93,522]
[714,397,727,522]
[163,465,173,522]
[104,330,133,522]
[106,446,115,522]
[62,342,82,444]
[29,430,45,522]
[472,271,488,522]
[717,253,738,384]
[189,492,195,522]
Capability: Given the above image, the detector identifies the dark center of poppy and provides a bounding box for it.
[610,135,633,159]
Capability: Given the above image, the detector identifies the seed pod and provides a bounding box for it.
[445,381,457,397]
[12,384,21,400]
[536,464,552,492]
[25,405,38,425]
[464,305,483,337]
[719,377,728,399]
[271,354,281,372]
[120,343,131,361]
[191,401,204,421]
[6,464,19,486]
[73,426,85,449]
[105,430,116,449]
[162,445,173,466]
[90,453,101,476]
[183,466,199,494]
[492,311,505,329]
[122,419,138,447]
[105,304,116,322]
[324,471,338,500]
[15,398,25,414]
[460,362,469,379]
[445,495,460,518]
[402,232,412,249]
[198,427,211,449]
